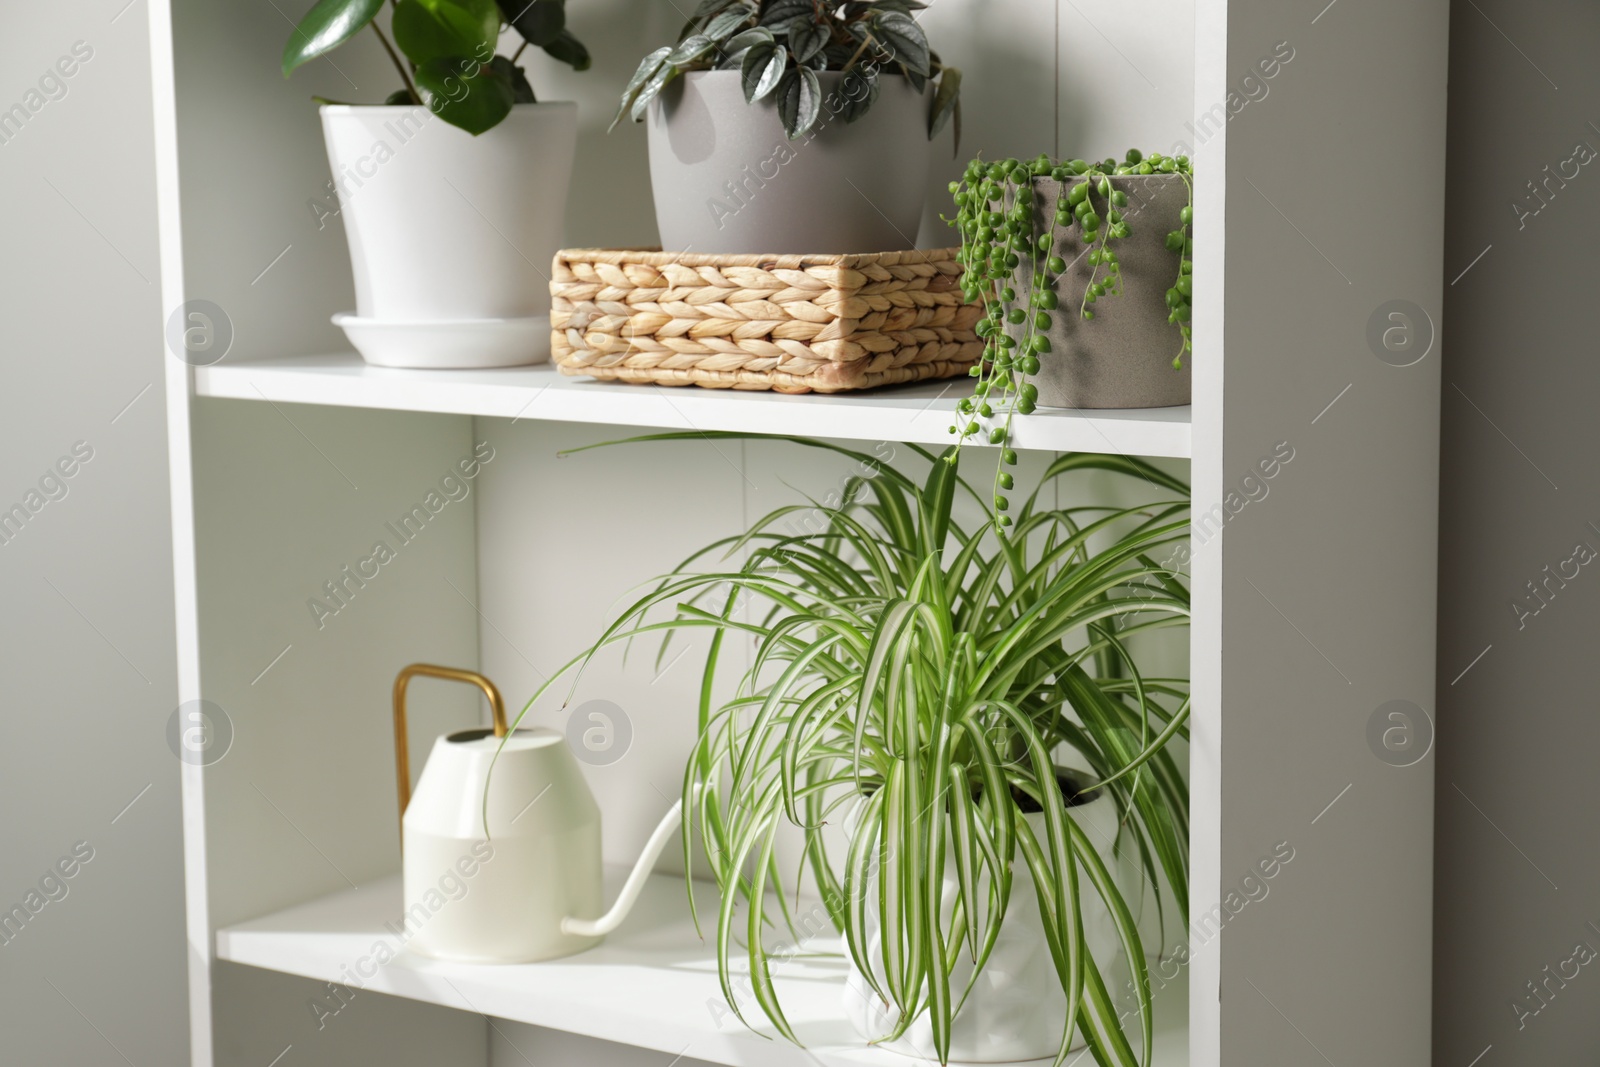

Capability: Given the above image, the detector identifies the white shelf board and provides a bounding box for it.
[216,869,1188,1067]
[194,353,1192,458]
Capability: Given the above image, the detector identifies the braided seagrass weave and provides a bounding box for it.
[550,248,983,394]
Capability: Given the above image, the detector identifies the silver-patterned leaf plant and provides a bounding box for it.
[611,0,961,142]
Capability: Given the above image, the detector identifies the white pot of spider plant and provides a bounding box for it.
[840,772,1138,1062]
[612,0,962,254]
[283,0,590,368]
[529,435,1192,1066]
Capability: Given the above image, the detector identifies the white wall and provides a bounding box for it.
[0,2,187,1064]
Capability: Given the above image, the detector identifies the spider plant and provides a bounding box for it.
[507,434,1190,1066]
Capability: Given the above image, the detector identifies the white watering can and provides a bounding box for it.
[391,664,687,963]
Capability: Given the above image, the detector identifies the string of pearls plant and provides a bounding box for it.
[945,150,1194,522]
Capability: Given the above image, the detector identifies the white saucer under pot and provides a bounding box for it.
[320,103,576,369]
[332,314,550,370]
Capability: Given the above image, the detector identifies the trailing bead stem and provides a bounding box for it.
[945,150,1194,520]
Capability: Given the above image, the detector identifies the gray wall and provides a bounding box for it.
[7,1,1600,1064]
[0,3,187,1065]
[1434,2,1600,1064]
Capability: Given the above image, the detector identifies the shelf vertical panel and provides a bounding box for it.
[154,0,497,1057]
[1186,6,1227,1063]
[146,0,209,1057]
[1193,2,1449,1066]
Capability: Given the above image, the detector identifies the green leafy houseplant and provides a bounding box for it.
[947,151,1194,494]
[510,435,1190,1066]
[282,0,592,134]
[612,0,961,141]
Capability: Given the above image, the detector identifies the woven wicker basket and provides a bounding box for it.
[550,248,983,394]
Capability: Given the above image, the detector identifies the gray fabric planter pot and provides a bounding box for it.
[1007,174,1192,409]
[646,70,931,255]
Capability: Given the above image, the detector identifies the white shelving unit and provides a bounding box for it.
[149,1,1450,1065]
[216,868,1188,1067]
[195,353,1193,457]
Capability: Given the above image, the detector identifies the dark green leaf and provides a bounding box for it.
[704,6,754,41]
[692,0,739,18]
[777,65,821,138]
[725,26,775,53]
[610,46,670,131]
[491,55,537,102]
[838,66,878,122]
[872,10,929,76]
[741,43,787,102]
[668,33,717,66]
[414,55,514,134]
[540,28,590,71]
[760,0,814,27]
[843,0,925,14]
[382,88,415,105]
[498,0,563,46]
[281,0,383,77]
[785,15,828,63]
[821,41,858,68]
[630,60,680,122]
[928,65,960,137]
[621,46,670,97]
[392,0,500,68]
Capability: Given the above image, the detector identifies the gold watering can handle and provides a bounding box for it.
[392,663,508,847]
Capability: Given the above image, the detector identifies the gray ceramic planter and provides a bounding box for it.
[646,70,931,255]
[1005,174,1192,409]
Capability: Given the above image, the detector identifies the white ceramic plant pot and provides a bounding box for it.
[319,102,577,368]
[841,778,1135,1062]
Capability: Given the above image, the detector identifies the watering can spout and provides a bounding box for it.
[560,782,700,938]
